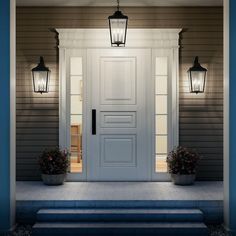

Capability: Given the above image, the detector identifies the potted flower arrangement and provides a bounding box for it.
[167,146,200,185]
[38,147,69,185]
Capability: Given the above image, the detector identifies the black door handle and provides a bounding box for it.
[92,109,96,135]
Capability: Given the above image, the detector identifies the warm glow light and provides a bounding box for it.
[32,57,50,94]
[108,0,128,47]
[188,57,207,94]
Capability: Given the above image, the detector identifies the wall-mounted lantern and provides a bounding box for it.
[108,0,128,47]
[188,56,207,94]
[32,56,50,94]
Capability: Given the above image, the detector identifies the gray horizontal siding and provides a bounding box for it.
[16,6,223,181]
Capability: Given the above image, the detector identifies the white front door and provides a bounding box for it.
[87,49,151,181]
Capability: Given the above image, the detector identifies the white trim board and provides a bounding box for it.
[57,29,181,49]
[10,0,16,227]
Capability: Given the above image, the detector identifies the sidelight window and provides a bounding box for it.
[69,57,83,173]
[155,57,169,173]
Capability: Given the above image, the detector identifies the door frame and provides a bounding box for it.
[59,48,87,181]
[150,48,179,181]
[57,28,181,181]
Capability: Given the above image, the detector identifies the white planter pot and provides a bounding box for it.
[41,173,67,186]
[171,174,196,186]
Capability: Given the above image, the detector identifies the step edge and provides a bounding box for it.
[33,222,208,229]
[37,209,204,214]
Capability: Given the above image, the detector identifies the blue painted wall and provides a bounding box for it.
[0,0,11,232]
[229,0,236,232]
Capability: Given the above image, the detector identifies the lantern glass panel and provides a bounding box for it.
[189,71,206,93]
[110,18,127,46]
[33,71,49,93]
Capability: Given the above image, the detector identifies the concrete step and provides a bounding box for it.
[33,222,208,236]
[36,208,204,222]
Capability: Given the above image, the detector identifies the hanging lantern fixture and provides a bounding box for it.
[188,56,207,94]
[32,56,50,94]
[108,0,128,47]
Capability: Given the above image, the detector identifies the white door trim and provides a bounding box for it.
[150,48,179,181]
[57,28,181,181]
[59,48,87,181]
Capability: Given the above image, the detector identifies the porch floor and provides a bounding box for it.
[16,181,223,224]
[17,181,222,201]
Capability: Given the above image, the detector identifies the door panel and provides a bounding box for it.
[100,112,136,128]
[88,49,151,181]
[101,135,136,167]
[100,57,136,105]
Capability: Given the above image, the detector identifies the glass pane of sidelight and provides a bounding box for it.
[70,57,82,76]
[155,115,167,135]
[70,57,83,173]
[156,135,168,154]
[155,95,167,114]
[155,57,168,75]
[71,76,83,95]
[156,155,168,172]
[70,118,82,173]
[71,95,82,115]
[71,114,82,125]
[155,76,167,95]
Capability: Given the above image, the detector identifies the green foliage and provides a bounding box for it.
[38,147,69,175]
[167,146,200,175]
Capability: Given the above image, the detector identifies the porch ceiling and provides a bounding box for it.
[16,0,223,7]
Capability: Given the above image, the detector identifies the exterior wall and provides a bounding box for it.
[16,7,223,180]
